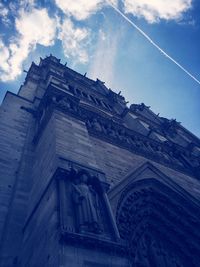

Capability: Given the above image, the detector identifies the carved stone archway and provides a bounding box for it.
[116,179,200,267]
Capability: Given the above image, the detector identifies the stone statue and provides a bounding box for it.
[91,118,102,132]
[117,129,129,143]
[72,173,101,234]
[107,124,116,138]
[168,151,184,167]
[156,145,169,161]
[59,98,72,110]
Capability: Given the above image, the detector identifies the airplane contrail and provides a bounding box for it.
[108,2,200,86]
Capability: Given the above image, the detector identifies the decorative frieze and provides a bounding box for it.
[33,89,200,179]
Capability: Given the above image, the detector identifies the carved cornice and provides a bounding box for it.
[55,164,106,187]
[33,89,200,179]
[60,231,127,255]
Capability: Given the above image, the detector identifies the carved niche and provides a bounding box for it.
[116,179,200,267]
[71,170,102,234]
[55,164,120,245]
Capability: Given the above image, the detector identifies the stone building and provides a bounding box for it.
[0,55,200,267]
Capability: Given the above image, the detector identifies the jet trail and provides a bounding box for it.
[108,2,200,86]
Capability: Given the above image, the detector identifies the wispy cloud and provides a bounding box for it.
[0,0,195,82]
[109,2,200,86]
[0,4,90,81]
[55,0,104,20]
[0,40,10,74]
[54,0,117,20]
[0,2,9,25]
[88,28,120,87]
[123,0,192,23]
[58,18,90,63]
[0,8,57,82]
[53,0,194,28]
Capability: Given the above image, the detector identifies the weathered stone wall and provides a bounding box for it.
[55,111,99,170]
[0,92,35,266]
[87,136,200,222]
[1,81,200,266]
[61,246,129,267]
[21,179,60,267]
[19,110,131,267]
[18,80,39,102]
[1,97,200,266]
[90,136,147,186]
[17,110,58,267]
[28,112,57,215]
[90,136,200,203]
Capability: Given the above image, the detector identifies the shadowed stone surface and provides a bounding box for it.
[0,55,200,266]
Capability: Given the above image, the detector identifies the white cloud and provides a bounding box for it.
[58,19,90,63]
[0,40,10,72]
[9,0,35,11]
[0,2,9,25]
[54,0,118,20]
[55,0,104,20]
[123,0,192,23]
[0,3,8,17]
[0,3,92,82]
[88,28,120,88]
[15,8,56,46]
[0,8,57,81]
[0,0,193,82]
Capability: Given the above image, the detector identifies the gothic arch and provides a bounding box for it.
[116,178,200,267]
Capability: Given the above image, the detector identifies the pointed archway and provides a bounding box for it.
[116,178,200,267]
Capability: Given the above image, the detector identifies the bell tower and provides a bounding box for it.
[0,55,200,266]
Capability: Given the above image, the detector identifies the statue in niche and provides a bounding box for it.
[91,118,102,132]
[144,141,155,153]
[117,129,129,143]
[168,151,184,167]
[156,145,170,161]
[59,97,72,110]
[135,137,146,150]
[72,172,102,234]
[106,124,116,138]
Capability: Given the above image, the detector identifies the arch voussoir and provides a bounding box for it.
[116,178,200,267]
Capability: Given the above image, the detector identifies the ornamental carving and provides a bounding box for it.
[71,171,102,234]
[33,88,200,179]
[55,163,121,245]
[116,179,200,267]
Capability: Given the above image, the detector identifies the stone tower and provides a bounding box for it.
[0,55,200,267]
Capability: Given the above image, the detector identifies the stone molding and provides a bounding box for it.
[116,178,200,266]
[32,86,200,179]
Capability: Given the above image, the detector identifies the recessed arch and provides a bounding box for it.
[116,178,200,267]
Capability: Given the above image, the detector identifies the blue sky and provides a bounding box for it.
[0,0,200,137]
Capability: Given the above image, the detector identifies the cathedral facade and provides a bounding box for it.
[0,55,200,267]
